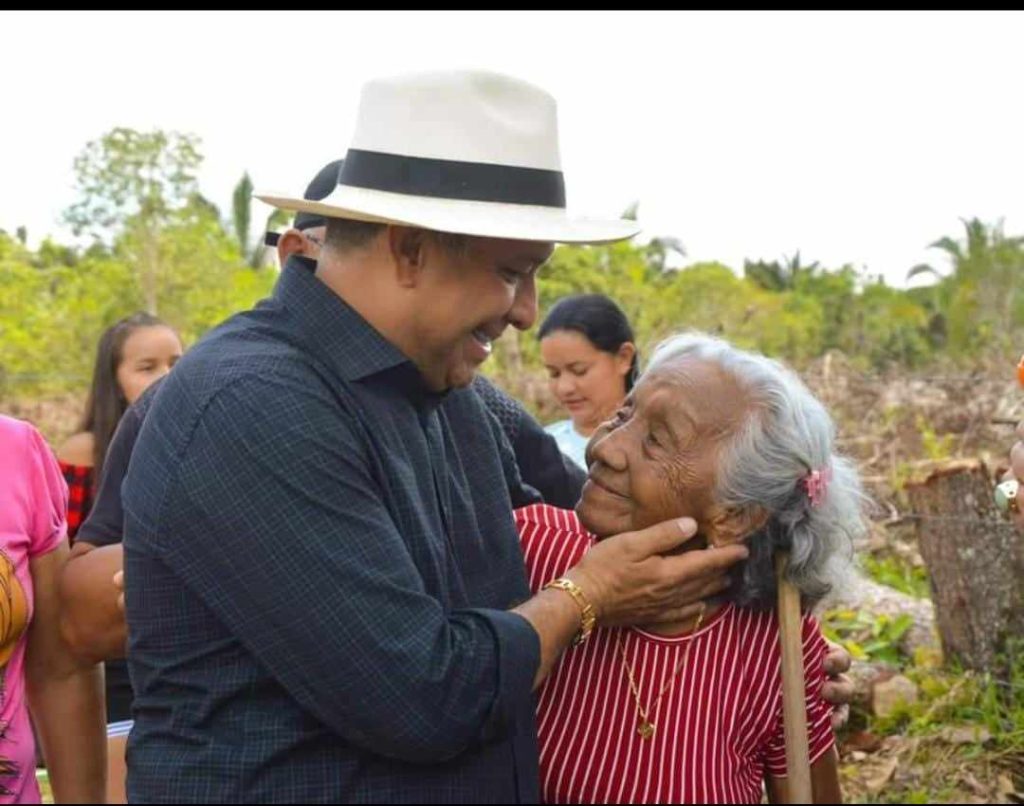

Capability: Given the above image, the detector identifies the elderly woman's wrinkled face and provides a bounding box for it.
[576,355,751,542]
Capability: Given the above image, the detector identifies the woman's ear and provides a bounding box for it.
[705,504,770,548]
[616,341,637,375]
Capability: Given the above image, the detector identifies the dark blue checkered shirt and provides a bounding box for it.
[122,257,542,803]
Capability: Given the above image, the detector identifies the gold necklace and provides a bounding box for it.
[615,603,706,740]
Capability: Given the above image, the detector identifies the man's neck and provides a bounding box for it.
[315,258,414,356]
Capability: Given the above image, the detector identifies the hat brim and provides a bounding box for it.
[254,184,639,245]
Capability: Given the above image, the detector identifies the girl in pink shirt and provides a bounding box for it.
[0,415,105,803]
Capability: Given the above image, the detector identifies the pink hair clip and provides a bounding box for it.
[804,465,832,507]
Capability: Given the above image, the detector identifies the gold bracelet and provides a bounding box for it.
[544,577,597,646]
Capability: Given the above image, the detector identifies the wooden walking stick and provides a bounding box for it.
[776,552,813,804]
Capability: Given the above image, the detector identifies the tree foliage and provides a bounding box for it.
[4,128,1023,415]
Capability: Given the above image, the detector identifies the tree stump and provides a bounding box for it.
[905,459,1024,671]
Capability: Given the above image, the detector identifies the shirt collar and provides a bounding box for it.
[275,256,448,410]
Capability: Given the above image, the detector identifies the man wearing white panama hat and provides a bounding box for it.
[120,70,750,802]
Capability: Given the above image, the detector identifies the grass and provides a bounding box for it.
[836,638,1024,803]
[37,768,52,804]
[862,554,932,599]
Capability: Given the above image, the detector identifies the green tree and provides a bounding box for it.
[908,218,1024,354]
[142,197,276,342]
[231,171,293,268]
[792,265,857,352]
[232,172,254,263]
[0,231,137,398]
[744,251,820,292]
[850,280,931,367]
[0,129,281,403]
[64,128,203,313]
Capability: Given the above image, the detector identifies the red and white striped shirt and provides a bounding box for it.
[517,504,835,804]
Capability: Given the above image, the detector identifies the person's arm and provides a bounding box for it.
[767,747,842,804]
[477,390,545,508]
[60,541,125,663]
[470,375,586,508]
[131,376,747,763]
[512,408,587,509]
[822,641,854,729]
[59,401,144,662]
[516,516,739,687]
[26,541,107,804]
[1006,420,1024,531]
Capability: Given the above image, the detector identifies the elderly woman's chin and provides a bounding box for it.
[574,478,633,539]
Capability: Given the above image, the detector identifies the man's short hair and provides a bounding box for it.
[324,220,470,256]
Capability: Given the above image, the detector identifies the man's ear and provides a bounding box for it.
[276,229,308,266]
[387,226,429,289]
[705,504,770,548]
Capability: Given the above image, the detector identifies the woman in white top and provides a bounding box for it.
[539,294,638,469]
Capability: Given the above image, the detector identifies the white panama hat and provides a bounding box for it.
[256,70,639,245]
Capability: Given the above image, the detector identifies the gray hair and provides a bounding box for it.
[647,332,866,610]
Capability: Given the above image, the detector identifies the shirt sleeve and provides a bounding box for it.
[515,504,592,594]
[470,377,585,509]
[58,461,91,542]
[138,374,540,764]
[512,412,587,510]
[763,614,836,776]
[76,405,144,547]
[26,424,69,557]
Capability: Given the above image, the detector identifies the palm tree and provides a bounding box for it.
[744,251,819,292]
[232,173,254,264]
[906,218,1024,352]
[620,202,686,272]
[232,172,288,269]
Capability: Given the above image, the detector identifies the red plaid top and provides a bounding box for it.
[58,461,94,544]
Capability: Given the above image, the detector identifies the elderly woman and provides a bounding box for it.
[517,332,863,804]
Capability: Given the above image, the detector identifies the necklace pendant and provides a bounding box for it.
[637,720,655,740]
